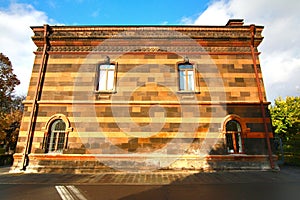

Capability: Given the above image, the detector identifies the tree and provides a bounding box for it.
[0,107,23,152]
[0,53,20,114]
[0,53,22,153]
[270,96,300,142]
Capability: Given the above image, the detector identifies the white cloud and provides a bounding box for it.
[180,17,194,25]
[194,0,231,25]
[0,3,52,96]
[192,0,300,102]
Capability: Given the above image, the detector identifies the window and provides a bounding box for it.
[225,120,243,153]
[178,64,195,91]
[45,119,66,153]
[42,114,72,153]
[97,64,116,92]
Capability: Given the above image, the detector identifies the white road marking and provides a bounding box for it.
[55,186,74,200]
[55,185,87,200]
[66,185,88,200]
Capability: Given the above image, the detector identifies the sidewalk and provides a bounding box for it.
[1,165,300,185]
[0,166,11,174]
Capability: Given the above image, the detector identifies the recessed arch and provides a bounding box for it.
[221,114,249,134]
[42,114,72,133]
[221,114,250,154]
[41,114,73,153]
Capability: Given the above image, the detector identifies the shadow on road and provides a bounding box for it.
[118,166,300,200]
[1,165,300,200]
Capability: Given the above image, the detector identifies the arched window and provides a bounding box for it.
[45,119,66,153]
[225,120,243,153]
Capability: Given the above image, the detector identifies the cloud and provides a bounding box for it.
[180,17,194,25]
[194,0,231,25]
[192,0,300,102]
[0,3,53,95]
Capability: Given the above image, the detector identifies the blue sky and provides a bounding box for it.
[0,0,299,102]
[0,0,209,25]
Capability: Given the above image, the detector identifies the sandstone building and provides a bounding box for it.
[12,19,277,172]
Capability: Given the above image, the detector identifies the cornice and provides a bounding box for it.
[22,100,271,106]
[32,26,263,43]
[37,45,252,53]
[31,25,264,53]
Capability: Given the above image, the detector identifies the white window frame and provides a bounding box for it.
[46,119,66,153]
[96,63,117,93]
[178,63,197,92]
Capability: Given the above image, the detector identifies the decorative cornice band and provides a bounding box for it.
[32,27,263,40]
[37,46,252,53]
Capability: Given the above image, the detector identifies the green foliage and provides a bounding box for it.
[270,96,300,142]
[282,134,300,166]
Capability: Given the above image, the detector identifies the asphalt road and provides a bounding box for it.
[0,166,300,200]
[0,182,299,200]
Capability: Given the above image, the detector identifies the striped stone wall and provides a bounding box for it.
[12,20,276,172]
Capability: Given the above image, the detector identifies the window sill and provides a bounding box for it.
[177,91,201,94]
[46,152,63,155]
[94,90,117,94]
[227,153,246,155]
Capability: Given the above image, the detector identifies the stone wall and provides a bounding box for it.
[13,20,276,172]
